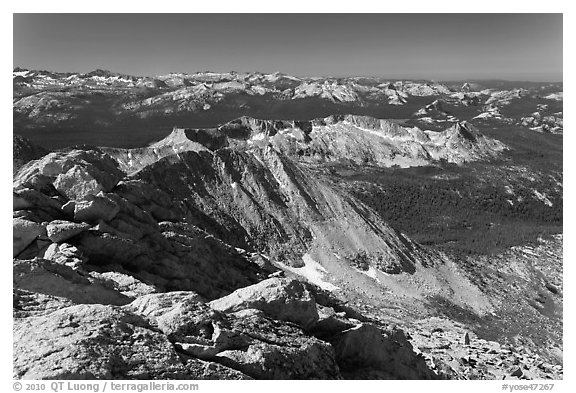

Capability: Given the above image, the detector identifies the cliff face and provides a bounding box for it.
[126,143,434,272]
[214,115,508,167]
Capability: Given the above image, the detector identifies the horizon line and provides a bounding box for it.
[13,65,563,84]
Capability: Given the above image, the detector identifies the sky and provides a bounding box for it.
[13,13,563,81]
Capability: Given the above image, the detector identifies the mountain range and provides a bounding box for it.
[14,68,563,149]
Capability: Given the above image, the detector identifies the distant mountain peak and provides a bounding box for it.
[84,68,114,76]
[446,121,480,142]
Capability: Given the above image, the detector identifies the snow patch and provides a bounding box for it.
[473,112,492,119]
[252,133,267,141]
[544,92,563,101]
[359,266,381,283]
[281,254,340,291]
[251,152,266,168]
[13,71,29,78]
[127,151,134,168]
[532,189,553,207]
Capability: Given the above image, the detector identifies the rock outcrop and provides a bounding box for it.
[13,218,47,257]
[331,323,436,379]
[14,149,123,200]
[14,258,131,314]
[209,277,319,329]
[46,220,90,242]
[126,292,341,379]
[13,304,188,379]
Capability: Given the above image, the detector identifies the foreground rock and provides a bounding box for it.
[13,218,46,257]
[214,323,340,379]
[75,222,270,299]
[209,277,319,329]
[13,258,131,316]
[13,304,188,379]
[127,291,209,340]
[331,323,436,379]
[42,242,86,268]
[185,358,252,380]
[14,148,123,200]
[13,188,62,213]
[46,220,91,242]
[126,292,341,379]
[73,194,120,222]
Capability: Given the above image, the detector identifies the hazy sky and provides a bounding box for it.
[13,13,563,81]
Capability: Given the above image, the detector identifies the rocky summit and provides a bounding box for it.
[13,70,563,381]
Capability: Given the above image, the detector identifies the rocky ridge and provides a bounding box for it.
[133,114,508,169]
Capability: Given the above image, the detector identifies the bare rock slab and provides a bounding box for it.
[209,277,319,329]
[14,258,131,311]
[74,195,120,222]
[13,218,46,257]
[185,358,252,380]
[14,149,123,201]
[13,304,188,379]
[43,242,86,268]
[127,292,341,379]
[46,220,90,242]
